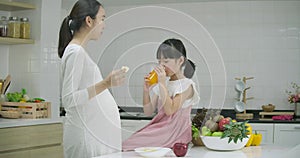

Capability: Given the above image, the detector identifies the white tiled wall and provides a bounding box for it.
[92,1,300,110]
[0,0,62,118]
[1,0,299,116]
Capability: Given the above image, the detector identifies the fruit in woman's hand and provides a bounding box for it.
[121,66,129,72]
[218,117,231,131]
[173,143,188,157]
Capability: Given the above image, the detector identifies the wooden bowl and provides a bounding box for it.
[262,104,275,112]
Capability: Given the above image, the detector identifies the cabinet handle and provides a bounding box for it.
[294,126,300,129]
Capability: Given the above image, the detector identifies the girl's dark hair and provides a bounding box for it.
[156,38,196,78]
[58,0,102,58]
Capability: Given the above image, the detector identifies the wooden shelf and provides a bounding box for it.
[0,37,34,45]
[0,1,35,11]
[0,1,36,45]
[259,112,294,120]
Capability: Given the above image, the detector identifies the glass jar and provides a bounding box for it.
[0,16,8,37]
[8,16,20,38]
[20,17,30,39]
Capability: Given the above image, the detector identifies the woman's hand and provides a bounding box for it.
[104,68,127,88]
[88,68,126,99]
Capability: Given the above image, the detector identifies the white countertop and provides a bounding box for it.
[94,144,300,158]
[0,117,63,128]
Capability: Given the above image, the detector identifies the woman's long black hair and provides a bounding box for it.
[58,0,102,58]
[156,38,196,78]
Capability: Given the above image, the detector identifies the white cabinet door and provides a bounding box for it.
[250,123,274,144]
[274,124,300,146]
[121,119,150,141]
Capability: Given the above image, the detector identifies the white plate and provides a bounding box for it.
[134,147,171,157]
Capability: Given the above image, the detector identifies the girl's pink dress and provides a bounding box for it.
[122,78,200,151]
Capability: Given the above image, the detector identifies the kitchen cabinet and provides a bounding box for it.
[250,123,274,144]
[274,123,300,146]
[121,119,150,141]
[251,122,300,146]
[0,123,63,158]
[0,1,35,45]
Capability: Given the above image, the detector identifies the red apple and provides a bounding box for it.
[173,143,188,157]
[218,117,231,131]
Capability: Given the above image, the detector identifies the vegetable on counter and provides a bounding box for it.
[221,121,249,143]
[245,134,254,147]
[251,131,262,146]
[192,124,200,140]
[27,98,45,103]
[6,88,45,103]
[245,131,262,147]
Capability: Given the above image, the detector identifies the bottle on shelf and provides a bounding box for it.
[0,16,8,37]
[8,16,20,38]
[20,17,30,39]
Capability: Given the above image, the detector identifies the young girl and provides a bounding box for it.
[122,38,200,151]
[58,0,127,157]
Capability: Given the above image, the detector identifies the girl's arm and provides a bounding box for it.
[159,83,194,116]
[143,76,158,116]
[154,65,194,116]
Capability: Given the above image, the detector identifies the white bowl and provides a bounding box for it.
[201,136,249,151]
[134,147,171,157]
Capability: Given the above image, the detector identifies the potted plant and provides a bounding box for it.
[286,82,300,118]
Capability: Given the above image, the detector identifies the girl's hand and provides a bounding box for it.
[143,75,151,92]
[104,68,126,88]
[154,65,166,85]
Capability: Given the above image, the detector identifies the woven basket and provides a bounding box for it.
[262,104,275,112]
[192,137,204,146]
[0,111,21,119]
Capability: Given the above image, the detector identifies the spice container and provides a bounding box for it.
[0,16,8,37]
[8,16,20,38]
[20,17,30,39]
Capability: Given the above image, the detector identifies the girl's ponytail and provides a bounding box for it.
[184,59,196,78]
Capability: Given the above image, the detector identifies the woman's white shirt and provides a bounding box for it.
[61,44,121,157]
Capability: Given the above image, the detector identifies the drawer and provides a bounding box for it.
[0,123,62,152]
[0,145,63,158]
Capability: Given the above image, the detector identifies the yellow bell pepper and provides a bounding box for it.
[251,131,262,146]
[245,134,254,147]
[245,123,252,135]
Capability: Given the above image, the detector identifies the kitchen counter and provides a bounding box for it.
[119,107,300,123]
[0,117,63,128]
[94,144,299,158]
